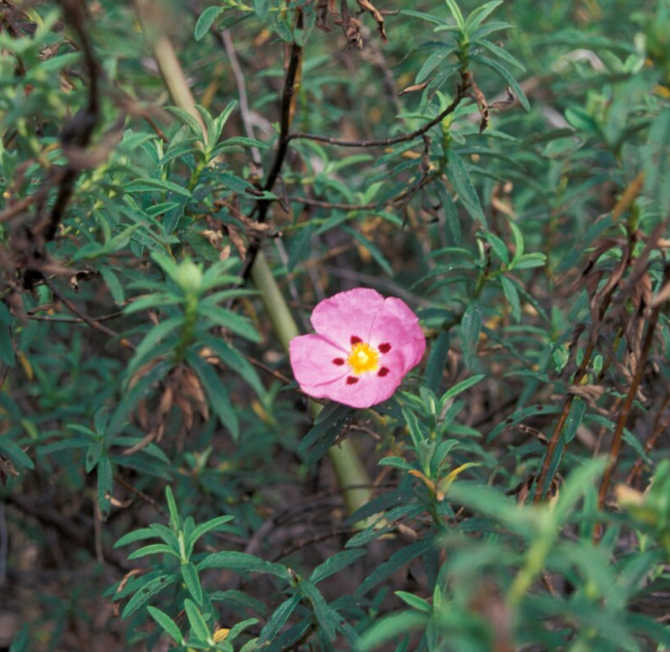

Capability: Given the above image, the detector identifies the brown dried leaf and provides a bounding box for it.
[567,383,606,406]
[356,0,387,41]
[399,81,429,96]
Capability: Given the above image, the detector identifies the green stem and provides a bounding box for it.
[251,252,372,515]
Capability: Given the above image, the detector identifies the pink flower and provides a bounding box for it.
[289,288,426,408]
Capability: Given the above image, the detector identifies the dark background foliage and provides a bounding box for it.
[1,0,669,651]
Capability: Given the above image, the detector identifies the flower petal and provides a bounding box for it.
[369,297,426,372]
[310,288,385,350]
[301,348,407,409]
[289,334,349,388]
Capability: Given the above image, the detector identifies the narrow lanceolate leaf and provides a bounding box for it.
[501,276,521,322]
[97,455,113,517]
[0,322,15,367]
[0,437,34,471]
[197,551,289,579]
[402,407,426,449]
[298,580,337,639]
[460,302,482,369]
[125,178,192,198]
[121,574,175,619]
[109,360,171,437]
[181,562,204,605]
[147,606,185,645]
[395,591,433,613]
[447,151,487,225]
[258,595,302,645]
[190,515,235,548]
[443,0,465,29]
[440,374,485,404]
[194,7,223,41]
[423,330,450,391]
[310,548,366,585]
[184,599,211,644]
[643,108,670,217]
[186,350,239,439]
[299,402,354,464]
[464,0,503,34]
[356,538,434,596]
[471,54,530,110]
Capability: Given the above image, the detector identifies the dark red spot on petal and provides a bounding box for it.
[350,335,362,345]
[378,343,392,353]
[346,376,359,385]
[378,367,390,377]
[332,358,345,366]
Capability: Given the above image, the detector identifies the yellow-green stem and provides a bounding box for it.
[138,8,372,516]
[251,252,372,515]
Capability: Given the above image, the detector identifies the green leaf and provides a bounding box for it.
[309,548,366,585]
[254,0,270,21]
[198,304,261,342]
[219,171,251,193]
[501,276,521,321]
[471,54,530,110]
[447,151,487,225]
[486,404,562,443]
[643,108,670,217]
[464,0,503,34]
[0,436,34,470]
[508,220,524,260]
[356,538,434,596]
[395,591,432,613]
[125,178,192,198]
[114,527,159,548]
[97,455,112,518]
[197,551,289,579]
[165,106,205,141]
[361,611,429,650]
[121,574,175,619]
[199,334,265,398]
[166,485,180,530]
[484,231,509,264]
[190,515,235,548]
[184,599,212,643]
[186,350,239,439]
[258,595,301,645]
[127,316,183,380]
[423,330,450,391]
[0,322,15,367]
[439,374,485,404]
[85,440,103,473]
[0,302,12,325]
[299,580,337,639]
[472,39,525,71]
[127,543,179,560]
[99,267,125,305]
[402,407,426,449]
[443,0,465,29]
[459,302,482,369]
[564,397,587,443]
[399,9,448,27]
[195,6,223,41]
[181,562,204,605]
[299,402,354,464]
[147,606,185,645]
[109,360,171,437]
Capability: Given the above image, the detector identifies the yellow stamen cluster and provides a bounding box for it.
[347,341,380,375]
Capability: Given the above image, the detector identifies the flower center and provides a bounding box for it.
[347,341,380,375]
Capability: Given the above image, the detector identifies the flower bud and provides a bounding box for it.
[174,258,203,294]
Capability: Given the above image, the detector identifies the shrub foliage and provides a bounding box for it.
[1,0,669,651]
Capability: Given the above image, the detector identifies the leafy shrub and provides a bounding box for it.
[1,1,669,651]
